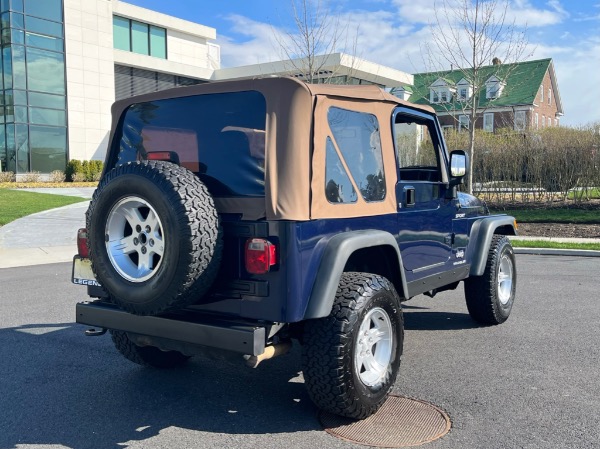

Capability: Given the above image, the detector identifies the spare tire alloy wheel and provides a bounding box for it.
[302,272,404,419]
[87,161,222,316]
[105,196,165,283]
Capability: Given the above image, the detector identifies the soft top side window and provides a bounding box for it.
[325,106,386,203]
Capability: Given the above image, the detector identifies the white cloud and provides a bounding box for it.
[217,0,599,126]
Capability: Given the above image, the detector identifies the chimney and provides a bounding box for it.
[492,57,502,65]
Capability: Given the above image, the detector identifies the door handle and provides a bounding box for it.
[404,186,415,206]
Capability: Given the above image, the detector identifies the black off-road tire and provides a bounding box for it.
[110,330,190,368]
[302,272,404,419]
[87,161,222,316]
[464,235,516,325]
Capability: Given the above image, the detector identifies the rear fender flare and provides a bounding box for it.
[303,230,407,320]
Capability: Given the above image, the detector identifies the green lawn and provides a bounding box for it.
[492,208,600,224]
[0,190,87,226]
[567,188,600,200]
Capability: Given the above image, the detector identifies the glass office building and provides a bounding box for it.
[0,0,67,174]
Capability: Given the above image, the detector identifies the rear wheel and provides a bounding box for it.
[110,330,190,369]
[302,272,403,419]
[464,235,516,325]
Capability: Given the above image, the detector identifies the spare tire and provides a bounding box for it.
[86,161,222,315]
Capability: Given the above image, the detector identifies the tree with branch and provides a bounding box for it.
[423,0,529,193]
[273,0,358,84]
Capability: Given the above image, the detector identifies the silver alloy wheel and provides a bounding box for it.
[105,196,165,283]
[354,307,393,387]
[497,253,514,305]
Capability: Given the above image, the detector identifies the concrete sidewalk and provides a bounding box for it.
[1,186,599,269]
[0,188,94,268]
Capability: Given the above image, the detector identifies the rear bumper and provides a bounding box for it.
[76,301,267,356]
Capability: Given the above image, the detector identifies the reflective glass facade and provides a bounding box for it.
[0,0,67,174]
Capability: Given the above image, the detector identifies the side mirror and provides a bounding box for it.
[450,150,468,178]
[446,150,469,199]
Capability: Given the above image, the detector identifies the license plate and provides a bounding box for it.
[72,256,102,287]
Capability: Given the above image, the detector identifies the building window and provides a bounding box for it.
[442,125,454,133]
[483,113,494,132]
[458,88,468,101]
[431,89,439,103]
[514,111,526,131]
[114,65,204,100]
[548,88,552,105]
[458,115,469,131]
[542,115,545,127]
[534,112,538,129]
[112,16,167,59]
[540,86,543,103]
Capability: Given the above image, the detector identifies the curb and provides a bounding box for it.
[514,248,600,257]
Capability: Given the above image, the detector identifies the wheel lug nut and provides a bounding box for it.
[136,225,141,232]
[145,225,151,233]
[133,237,139,245]
[141,246,147,254]
[149,239,154,247]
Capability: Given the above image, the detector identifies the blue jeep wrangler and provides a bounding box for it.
[73,77,517,419]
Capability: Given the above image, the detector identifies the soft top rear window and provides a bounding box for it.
[117,90,267,197]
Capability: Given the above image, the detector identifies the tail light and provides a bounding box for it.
[77,228,89,258]
[245,238,277,275]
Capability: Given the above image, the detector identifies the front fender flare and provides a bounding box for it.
[303,230,407,320]
[468,216,517,277]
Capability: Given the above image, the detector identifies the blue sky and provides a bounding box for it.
[125,0,600,126]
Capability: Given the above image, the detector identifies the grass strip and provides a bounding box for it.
[492,208,600,224]
[0,190,87,226]
[510,239,600,251]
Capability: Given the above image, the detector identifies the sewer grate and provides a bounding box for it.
[319,395,451,448]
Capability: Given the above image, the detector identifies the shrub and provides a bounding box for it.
[65,160,83,182]
[0,171,15,182]
[49,170,66,183]
[20,171,41,183]
[72,172,87,182]
[65,159,103,182]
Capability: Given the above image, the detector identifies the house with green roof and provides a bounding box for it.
[393,58,563,133]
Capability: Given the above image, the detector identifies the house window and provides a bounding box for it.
[431,90,439,103]
[514,111,526,131]
[112,16,167,59]
[459,88,467,101]
[540,86,543,103]
[442,125,454,133]
[534,112,538,129]
[459,115,469,131]
[542,115,545,127]
[554,118,558,126]
[548,88,552,105]
[440,91,448,102]
[483,113,494,132]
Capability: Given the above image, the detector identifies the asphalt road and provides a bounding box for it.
[0,255,598,449]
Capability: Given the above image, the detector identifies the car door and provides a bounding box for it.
[393,107,459,283]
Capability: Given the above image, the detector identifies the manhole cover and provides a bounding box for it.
[319,395,451,448]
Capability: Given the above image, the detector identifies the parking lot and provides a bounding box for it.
[1,255,598,449]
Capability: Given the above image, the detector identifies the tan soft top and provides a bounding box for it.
[108,77,435,221]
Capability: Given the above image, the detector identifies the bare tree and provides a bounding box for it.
[423,0,529,193]
[273,0,359,84]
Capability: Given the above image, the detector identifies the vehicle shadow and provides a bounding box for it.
[0,323,320,449]
[403,310,481,330]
